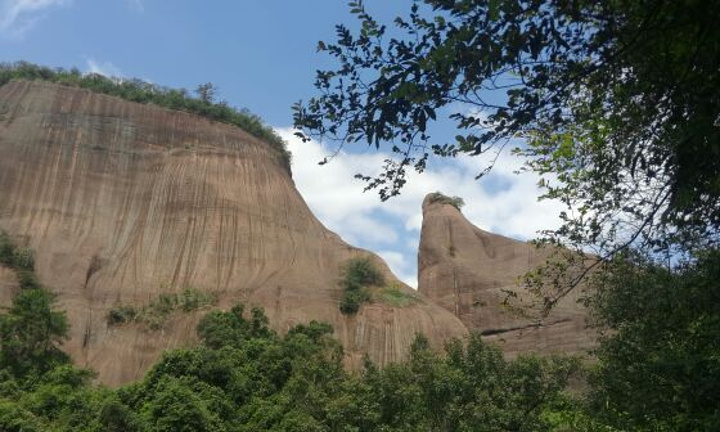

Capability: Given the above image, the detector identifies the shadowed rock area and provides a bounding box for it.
[418,194,596,356]
[0,80,467,386]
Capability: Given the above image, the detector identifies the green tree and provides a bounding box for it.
[141,376,224,432]
[586,250,720,431]
[339,257,384,314]
[0,289,70,378]
[294,0,720,260]
[195,82,217,105]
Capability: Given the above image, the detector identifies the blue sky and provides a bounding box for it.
[0,0,564,287]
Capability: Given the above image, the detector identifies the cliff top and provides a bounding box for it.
[0,61,291,169]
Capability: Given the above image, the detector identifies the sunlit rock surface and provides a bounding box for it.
[418,194,596,356]
[0,80,467,385]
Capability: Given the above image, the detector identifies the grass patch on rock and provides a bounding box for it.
[375,284,420,308]
[108,287,217,330]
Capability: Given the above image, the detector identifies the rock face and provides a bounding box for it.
[418,194,596,356]
[0,80,467,386]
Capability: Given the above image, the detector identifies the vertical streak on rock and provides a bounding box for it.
[0,80,469,385]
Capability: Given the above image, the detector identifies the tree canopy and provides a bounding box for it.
[293,0,720,258]
[587,249,720,431]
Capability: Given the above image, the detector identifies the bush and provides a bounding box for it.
[12,248,35,272]
[177,288,216,312]
[17,270,41,291]
[107,306,138,326]
[427,192,465,211]
[0,231,41,290]
[0,232,14,267]
[342,257,384,290]
[339,289,371,314]
[0,232,36,272]
[107,288,217,329]
[339,258,384,315]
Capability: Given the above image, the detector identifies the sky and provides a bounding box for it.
[0,0,565,287]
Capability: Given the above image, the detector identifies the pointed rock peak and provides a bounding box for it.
[418,192,596,357]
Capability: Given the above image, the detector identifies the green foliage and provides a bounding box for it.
[339,257,384,314]
[294,0,720,258]
[0,231,35,272]
[140,376,225,432]
[0,234,69,380]
[197,304,276,349]
[16,270,41,291]
[375,284,419,307]
[97,396,143,432]
[11,248,34,272]
[0,295,582,431]
[586,250,720,431]
[0,61,290,170]
[0,287,70,378]
[0,231,14,268]
[427,192,465,211]
[108,288,217,330]
[195,82,217,105]
[353,333,581,431]
[339,288,370,315]
[106,306,138,326]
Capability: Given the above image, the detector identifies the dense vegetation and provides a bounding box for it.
[586,250,720,431]
[1,232,582,431]
[0,231,70,381]
[1,231,719,430]
[0,61,291,169]
[1,303,580,431]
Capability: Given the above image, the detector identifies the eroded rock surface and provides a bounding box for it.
[418,194,596,356]
[0,81,467,385]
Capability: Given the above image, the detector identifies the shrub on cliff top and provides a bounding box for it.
[427,192,465,211]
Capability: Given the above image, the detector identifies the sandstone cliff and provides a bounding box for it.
[0,80,467,385]
[418,194,596,356]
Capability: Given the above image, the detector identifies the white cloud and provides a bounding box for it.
[279,128,566,288]
[0,0,69,38]
[85,58,123,78]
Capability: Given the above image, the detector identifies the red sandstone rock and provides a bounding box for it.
[0,80,467,386]
[418,194,596,357]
